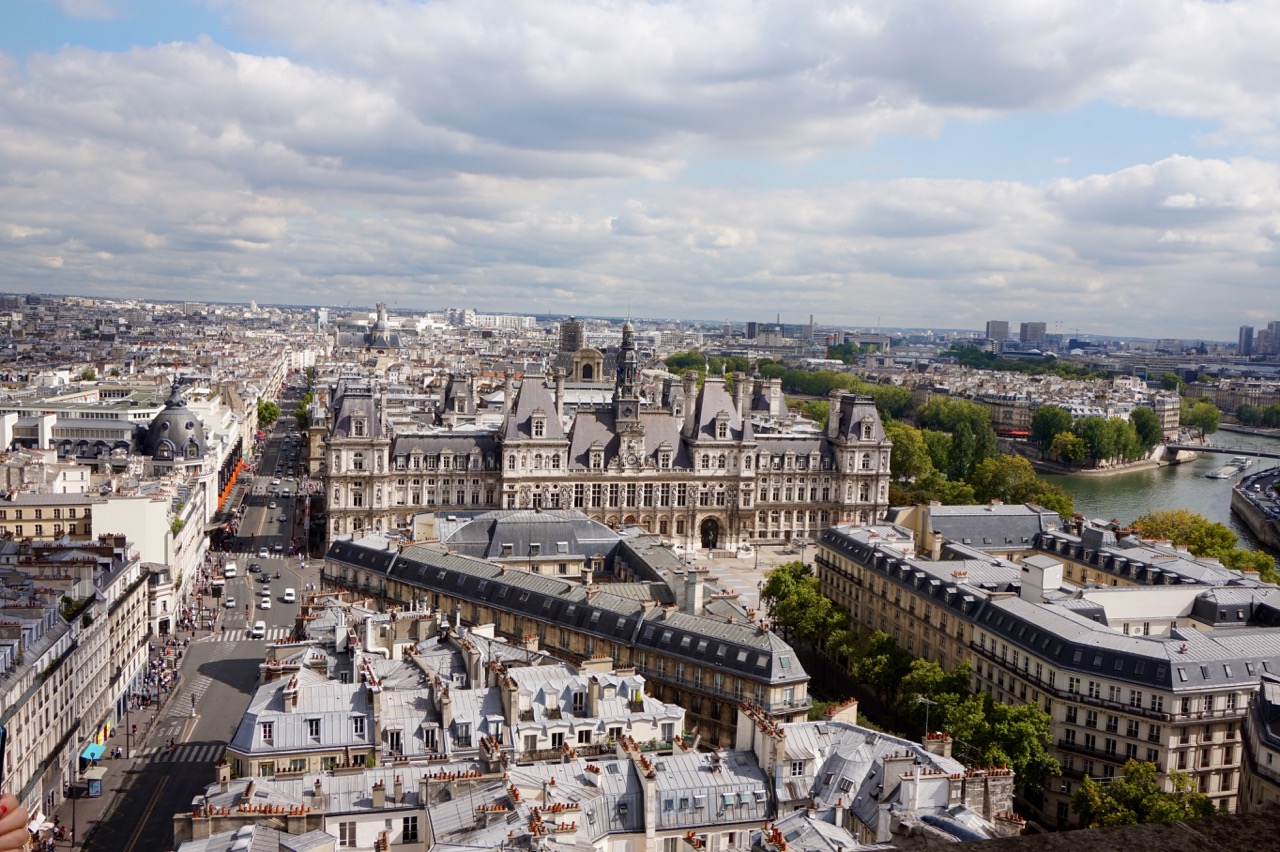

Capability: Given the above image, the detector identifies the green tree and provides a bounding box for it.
[1220,548,1279,582]
[1073,760,1215,827]
[257,399,281,428]
[850,630,915,704]
[665,350,708,375]
[760,560,848,648]
[893,659,972,734]
[945,693,1060,792]
[968,455,1074,517]
[921,429,952,473]
[1073,416,1117,461]
[1158,372,1186,393]
[1130,509,1239,558]
[1030,405,1073,452]
[884,421,934,482]
[1049,431,1088,463]
[790,398,830,428]
[1181,399,1220,434]
[1130,407,1164,449]
[79,367,97,381]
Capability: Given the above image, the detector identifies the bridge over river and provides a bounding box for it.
[1164,445,1280,462]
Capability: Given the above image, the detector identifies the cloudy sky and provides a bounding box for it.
[3,0,1280,338]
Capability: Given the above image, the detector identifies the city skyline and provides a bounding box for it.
[4,1,1280,337]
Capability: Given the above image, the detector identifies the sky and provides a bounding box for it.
[3,1,1280,339]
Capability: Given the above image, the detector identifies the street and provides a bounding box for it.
[84,396,315,851]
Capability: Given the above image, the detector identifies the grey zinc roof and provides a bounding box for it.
[326,539,808,686]
[689,378,745,441]
[435,509,621,562]
[229,668,375,756]
[979,594,1280,693]
[503,375,566,441]
[916,502,1060,551]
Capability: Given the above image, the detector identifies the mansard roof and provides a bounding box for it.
[391,432,499,458]
[689,377,746,441]
[325,539,807,686]
[434,509,621,562]
[503,375,565,442]
[331,383,382,439]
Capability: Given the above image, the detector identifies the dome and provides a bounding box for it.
[143,384,207,462]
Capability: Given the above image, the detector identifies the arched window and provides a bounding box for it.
[550,454,561,469]
[508,454,517,470]
[859,483,871,501]
[717,454,727,469]
[860,453,872,470]
[533,454,544,469]
[352,452,365,471]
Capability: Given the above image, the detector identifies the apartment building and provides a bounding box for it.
[0,493,98,541]
[816,519,1280,826]
[226,613,685,781]
[322,532,811,747]
[0,536,149,822]
[1241,673,1280,813]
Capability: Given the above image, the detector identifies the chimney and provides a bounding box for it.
[418,775,429,807]
[685,568,705,614]
[733,372,748,419]
[834,798,845,828]
[393,775,403,804]
[217,761,231,793]
[588,675,602,717]
[554,369,565,419]
[503,371,514,419]
[922,730,953,759]
[372,780,386,809]
[682,372,699,436]
[313,779,328,812]
[826,390,842,438]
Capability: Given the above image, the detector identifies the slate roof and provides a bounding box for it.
[434,509,620,562]
[503,375,566,441]
[897,502,1060,550]
[326,539,808,686]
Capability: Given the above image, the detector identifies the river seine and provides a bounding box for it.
[1042,430,1280,552]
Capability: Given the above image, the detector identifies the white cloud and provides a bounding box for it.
[59,0,116,20]
[3,1,1280,336]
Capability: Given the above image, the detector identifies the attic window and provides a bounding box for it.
[838,777,852,792]
[755,655,766,668]
[1093,654,1103,667]
[1155,666,1166,680]
[1200,666,1209,679]
[660,630,673,644]
[616,618,626,630]
[1178,668,1187,682]
[557,541,569,554]
[436,570,447,580]
[519,592,530,602]
[780,655,792,668]
[529,543,541,556]
[1247,662,1257,676]
[501,544,513,557]
[680,636,692,648]
[566,605,577,618]
[590,610,601,623]
[737,650,749,663]
[477,580,487,593]
[1073,650,1083,663]
[1224,664,1234,677]
[696,640,707,653]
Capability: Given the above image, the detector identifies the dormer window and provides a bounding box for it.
[353,417,366,437]
[716,414,729,439]
[863,423,873,439]
[659,447,672,469]
[532,412,546,438]
[590,445,604,470]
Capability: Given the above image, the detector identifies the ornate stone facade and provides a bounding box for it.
[322,323,892,549]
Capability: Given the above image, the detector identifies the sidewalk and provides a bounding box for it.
[51,645,199,849]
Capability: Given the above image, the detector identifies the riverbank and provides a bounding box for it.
[1005,439,1195,478]
[1220,423,1280,439]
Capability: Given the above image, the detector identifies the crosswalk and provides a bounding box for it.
[201,627,294,643]
[141,743,226,764]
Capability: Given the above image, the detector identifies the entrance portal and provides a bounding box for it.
[699,518,720,550]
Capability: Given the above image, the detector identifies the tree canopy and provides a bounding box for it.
[1181,399,1220,434]
[1072,760,1215,827]
[257,398,281,428]
[1131,509,1277,582]
[968,455,1074,517]
[1030,405,1073,452]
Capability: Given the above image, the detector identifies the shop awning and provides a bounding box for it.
[81,743,106,761]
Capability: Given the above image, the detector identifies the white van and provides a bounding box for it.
[283,588,296,603]
[250,620,266,639]
[223,563,238,579]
